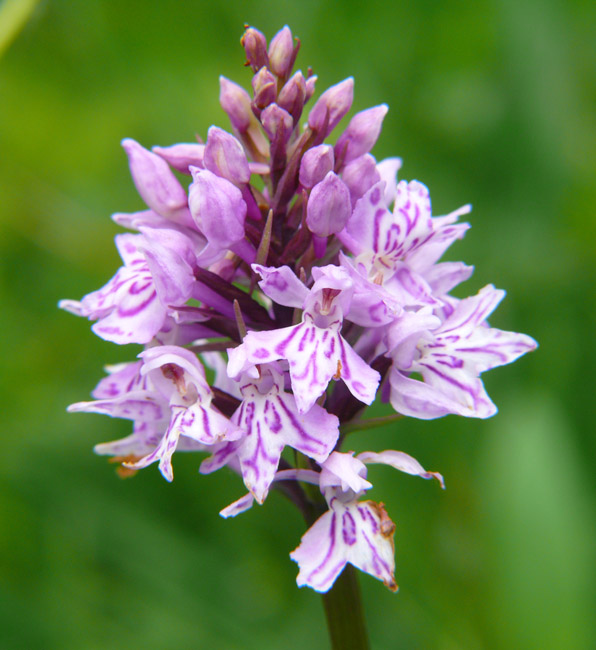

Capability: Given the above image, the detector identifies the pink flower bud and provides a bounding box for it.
[268,26,296,79]
[342,154,381,206]
[219,76,254,132]
[220,77,270,160]
[152,143,205,174]
[334,104,388,166]
[252,67,277,111]
[308,78,354,138]
[241,26,269,72]
[189,168,247,265]
[306,171,351,237]
[278,71,307,124]
[121,138,188,218]
[261,104,293,144]
[299,144,334,189]
[204,126,250,185]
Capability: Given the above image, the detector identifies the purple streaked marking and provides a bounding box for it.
[306,512,339,581]
[342,511,357,545]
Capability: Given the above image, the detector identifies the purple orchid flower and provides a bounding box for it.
[288,450,443,592]
[60,229,198,344]
[62,25,538,611]
[388,286,538,419]
[228,264,380,413]
[200,362,339,503]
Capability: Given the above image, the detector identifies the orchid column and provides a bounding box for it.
[61,24,537,649]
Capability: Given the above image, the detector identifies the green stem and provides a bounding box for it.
[340,412,404,436]
[321,564,370,650]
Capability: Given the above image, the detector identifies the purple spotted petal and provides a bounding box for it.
[67,393,166,422]
[340,253,401,327]
[383,264,440,309]
[386,308,440,368]
[406,220,470,272]
[199,440,241,476]
[424,261,474,297]
[389,180,434,257]
[230,376,339,503]
[59,234,167,345]
[124,407,186,481]
[252,264,309,308]
[433,285,538,372]
[91,361,146,399]
[176,402,243,445]
[137,227,197,306]
[234,317,379,413]
[94,421,166,458]
[290,495,397,593]
[391,363,497,419]
[344,180,389,256]
[220,492,256,518]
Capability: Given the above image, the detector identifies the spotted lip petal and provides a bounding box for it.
[290,496,397,593]
[203,366,339,503]
[230,316,379,414]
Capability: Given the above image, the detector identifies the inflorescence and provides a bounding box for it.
[61,25,537,593]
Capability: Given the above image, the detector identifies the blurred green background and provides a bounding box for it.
[1,0,595,648]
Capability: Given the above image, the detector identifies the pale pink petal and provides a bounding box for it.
[358,450,445,488]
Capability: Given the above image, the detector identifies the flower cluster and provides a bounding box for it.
[61,26,536,593]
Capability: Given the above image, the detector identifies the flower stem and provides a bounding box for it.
[321,564,370,650]
[339,412,404,436]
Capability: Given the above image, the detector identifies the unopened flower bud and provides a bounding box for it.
[252,67,277,111]
[152,143,205,174]
[189,167,247,264]
[306,171,351,237]
[268,26,296,79]
[341,154,381,206]
[121,138,188,218]
[220,77,269,161]
[219,76,254,132]
[299,144,334,189]
[241,26,269,72]
[334,104,388,166]
[261,104,293,144]
[278,71,307,124]
[204,126,251,185]
[308,78,354,139]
